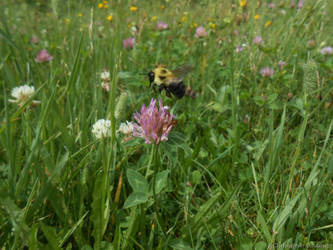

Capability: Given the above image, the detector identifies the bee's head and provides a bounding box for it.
[148,71,155,84]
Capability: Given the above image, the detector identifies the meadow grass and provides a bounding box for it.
[1,0,333,249]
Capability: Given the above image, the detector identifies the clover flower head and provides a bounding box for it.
[101,70,110,81]
[260,67,274,77]
[320,46,333,55]
[278,60,287,70]
[156,21,169,30]
[123,37,135,50]
[131,25,139,36]
[298,0,305,9]
[9,85,40,106]
[253,36,263,45]
[35,49,53,63]
[118,121,134,135]
[92,119,111,139]
[195,26,207,38]
[132,98,176,144]
[307,40,316,48]
[101,82,110,92]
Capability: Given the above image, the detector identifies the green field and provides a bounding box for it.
[1,0,333,249]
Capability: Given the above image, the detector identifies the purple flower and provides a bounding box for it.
[235,43,246,53]
[278,60,287,70]
[253,36,263,45]
[123,37,135,50]
[132,98,176,144]
[235,46,244,53]
[320,46,333,55]
[156,21,169,30]
[35,49,53,63]
[260,67,274,77]
[297,0,305,9]
[195,26,207,38]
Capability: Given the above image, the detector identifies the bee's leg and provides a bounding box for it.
[158,85,165,93]
[152,84,159,96]
[166,90,172,98]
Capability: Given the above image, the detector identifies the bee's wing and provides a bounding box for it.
[172,65,194,79]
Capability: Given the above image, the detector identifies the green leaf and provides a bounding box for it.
[81,245,93,250]
[191,170,202,185]
[118,71,134,79]
[90,173,110,249]
[154,170,169,194]
[40,223,61,250]
[58,211,89,248]
[1,197,30,246]
[29,224,38,250]
[127,169,149,193]
[255,242,267,250]
[122,207,139,249]
[272,193,301,234]
[112,223,121,250]
[168,239,193,250]
[188,190,222,230]
[101,241,114,250]
[123,192,148,208]
[256,211,272,242]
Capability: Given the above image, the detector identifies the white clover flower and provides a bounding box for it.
[9,85,40,106]
[101,82,110,92]
[101,71,110,81]
[92,119,111,139]
[117,121,134,135]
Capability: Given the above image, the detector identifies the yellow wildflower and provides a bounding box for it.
[78,13,83,17]
[265,20,272,27]
[161,4,165,10]
[103,0,108,3]
[209,23,216,29]
[191,23,197,28]
[98,3,103,8]
[130,6,138,12]
[107,15,113,21]
[151,16,157,22]
[65,18,70,24]
[240,0,247,7]
[182,16,187,23]
[254,14,260,20]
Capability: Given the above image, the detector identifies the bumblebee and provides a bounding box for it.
[148,64,196,99]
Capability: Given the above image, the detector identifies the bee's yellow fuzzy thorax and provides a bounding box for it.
[152,65,174,86]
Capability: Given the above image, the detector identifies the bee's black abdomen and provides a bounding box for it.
[148,71,155,84]
[169,81,186,99]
